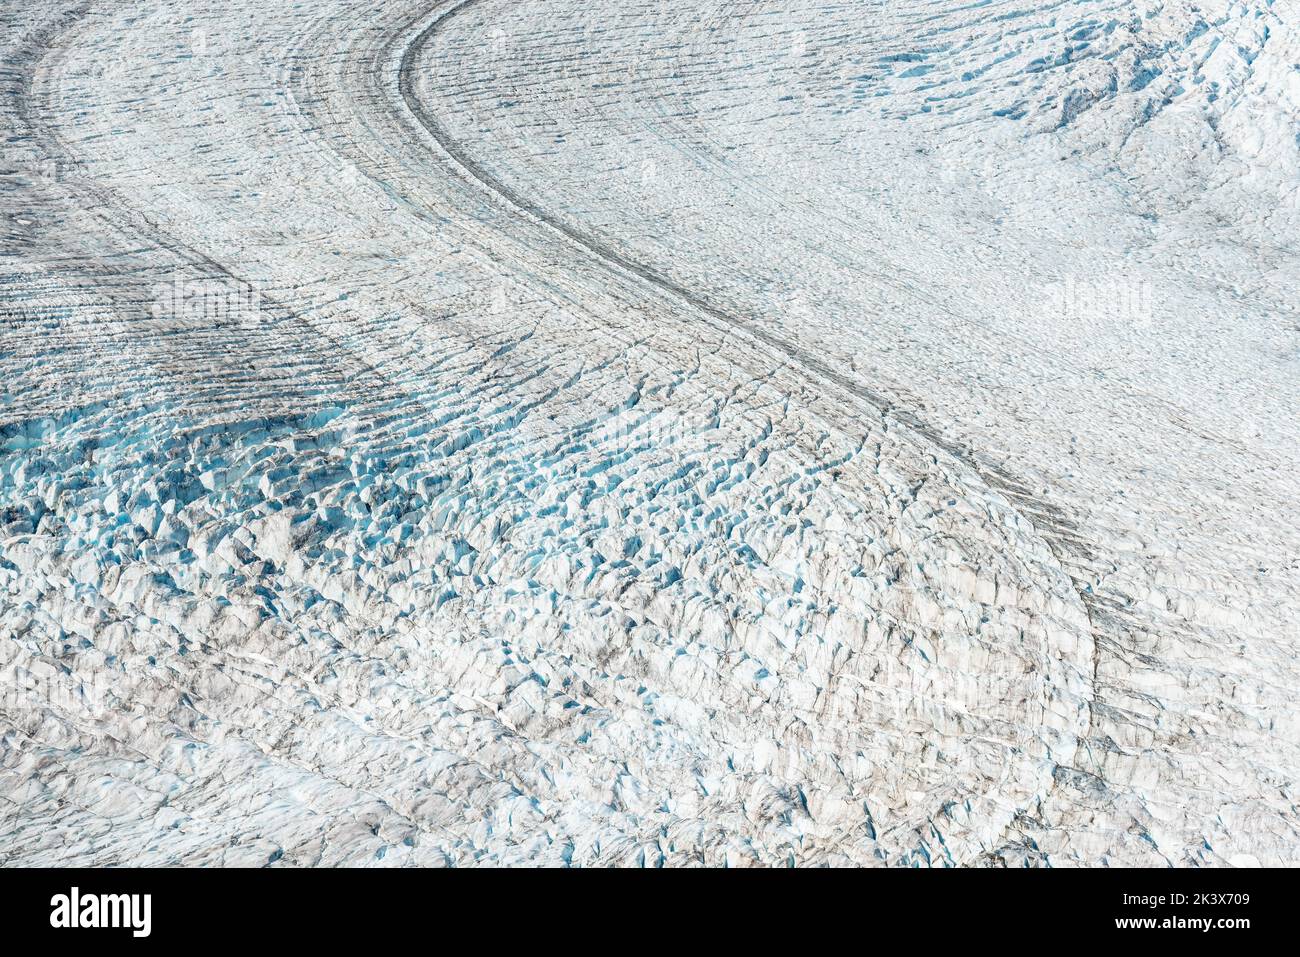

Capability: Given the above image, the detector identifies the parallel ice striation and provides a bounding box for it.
[1,0,1296,865]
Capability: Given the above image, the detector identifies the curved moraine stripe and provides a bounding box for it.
[0,0,1296,866]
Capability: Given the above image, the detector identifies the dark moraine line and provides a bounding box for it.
[391,0,1106,656]
[395,1,1084,537]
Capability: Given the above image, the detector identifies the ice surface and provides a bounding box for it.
[0,0,1296,865]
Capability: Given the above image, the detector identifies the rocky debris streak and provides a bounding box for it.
[1,0,1296,865]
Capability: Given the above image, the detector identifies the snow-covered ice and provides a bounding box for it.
[1,0,1297,866]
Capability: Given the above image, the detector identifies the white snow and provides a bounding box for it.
[0,0,1296,865]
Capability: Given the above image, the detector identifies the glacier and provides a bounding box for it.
[0,0,1297,866]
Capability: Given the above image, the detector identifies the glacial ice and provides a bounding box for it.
[0,0,1297,866]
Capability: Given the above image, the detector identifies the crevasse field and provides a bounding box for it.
[1,0,1296,867]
